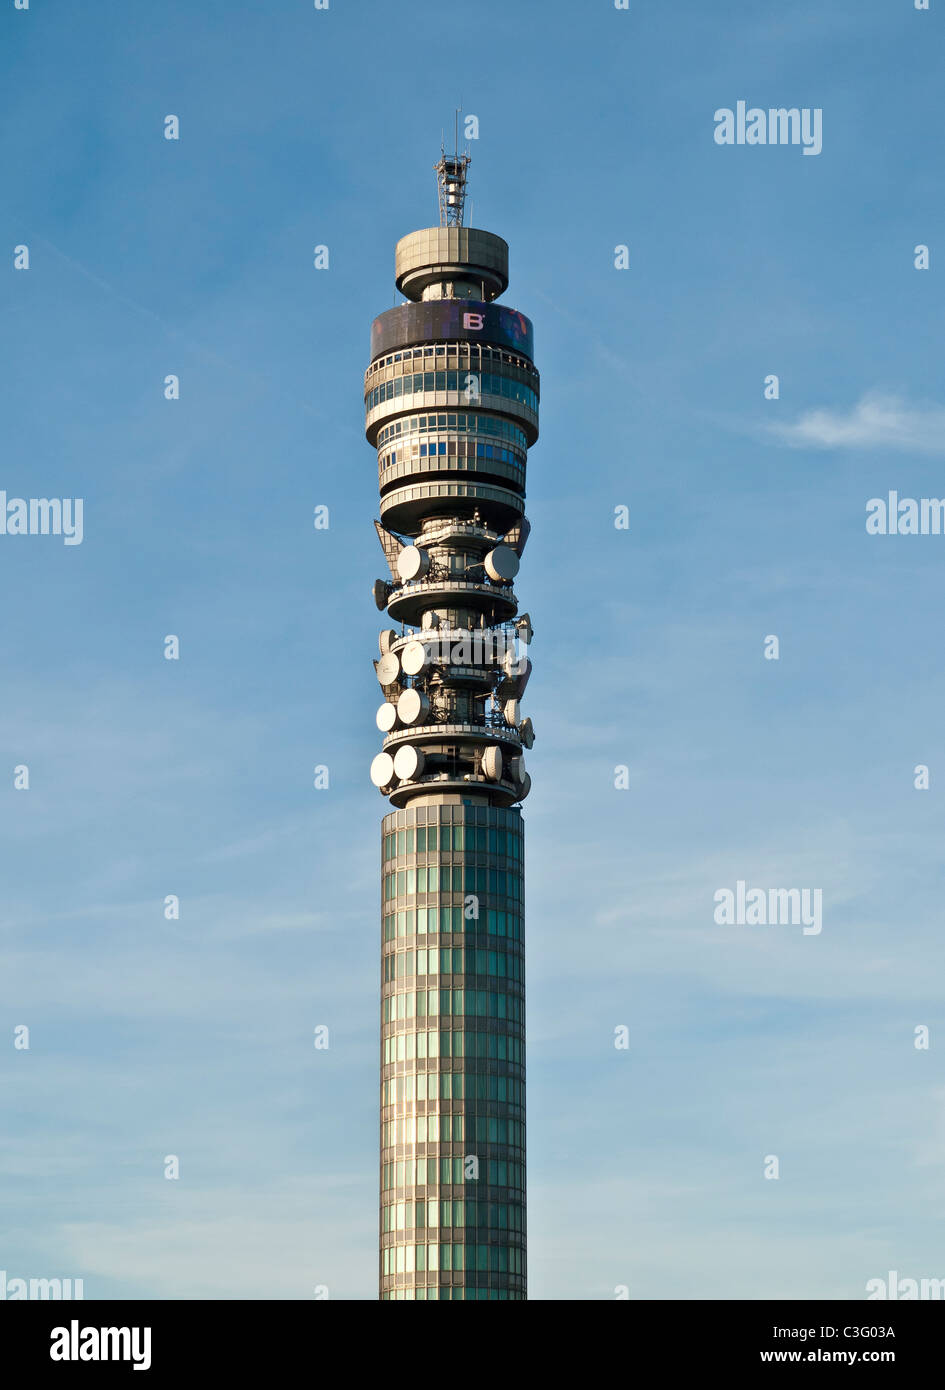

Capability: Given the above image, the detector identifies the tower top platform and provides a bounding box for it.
[395,227,509,303]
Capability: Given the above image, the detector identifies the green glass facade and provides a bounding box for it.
[380,800,526,1300]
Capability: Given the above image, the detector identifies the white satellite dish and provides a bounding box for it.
[482,746,504,781]
[420,610,441,630]
[393,744,425,781]
[397,688,430,725]
[379,629,398,655]
[397,545,430,581]
[508,755,525,783]
[400,640,428,675]
[519,717,535,749]
[376,703,398,732]
[376,652,400,686]
[517,771,532,799]
[503,699,522,726]
[515,612,534,646]
[484,545,519,583]
[370,752,395,788]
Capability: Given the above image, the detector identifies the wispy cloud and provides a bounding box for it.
[768,392,945,453]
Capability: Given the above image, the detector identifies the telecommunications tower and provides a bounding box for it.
[367,145,538,1300]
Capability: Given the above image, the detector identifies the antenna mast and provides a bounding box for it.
[434,108,470,227]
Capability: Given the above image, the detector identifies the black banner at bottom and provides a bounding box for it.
[0,1299,935,1376]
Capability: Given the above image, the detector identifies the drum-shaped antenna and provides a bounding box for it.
[370,752,395,788]
[376,703,398,733]
[397,546,431,582]
[393,744,425,781]
[484,545,519,583]
[481,746,504,781]
[376,652,400,686]
[400,640,428,676]
[397,688,431,725]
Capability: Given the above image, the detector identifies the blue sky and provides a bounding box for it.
[2,0,944,1299]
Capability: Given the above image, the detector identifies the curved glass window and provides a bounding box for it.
[366,373,538,413]
[366,343,535,381]
[381,1157,525,1192]
[377,414,528,450]
[381,1028,524,1065]
[379,438,526,473]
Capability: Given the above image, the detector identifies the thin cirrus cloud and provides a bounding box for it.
[768,392,945,454]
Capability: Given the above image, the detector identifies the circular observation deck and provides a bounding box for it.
[394,227,509,302]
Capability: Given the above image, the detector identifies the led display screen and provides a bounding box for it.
[371,301,534,362]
